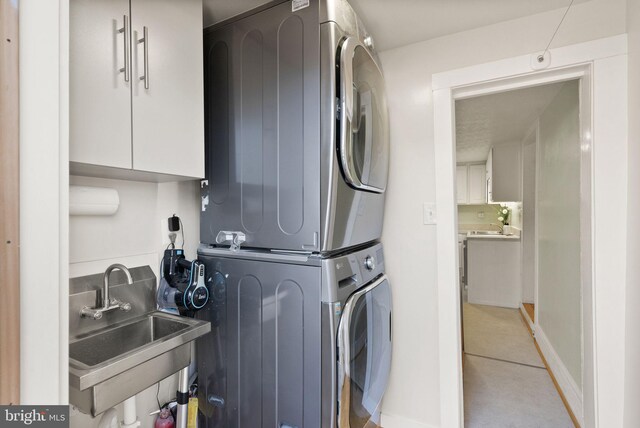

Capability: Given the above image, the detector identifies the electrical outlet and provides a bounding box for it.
[477,211,485,219]
[423,203,437,225]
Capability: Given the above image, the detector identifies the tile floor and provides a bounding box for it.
[463,303,574,428]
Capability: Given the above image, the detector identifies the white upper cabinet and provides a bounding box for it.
[468,164,487,204]
[487,144,522,202]
[70,0,132,169]
[70,0,204,180]
[130,0,204,178]
[457,163,486,205]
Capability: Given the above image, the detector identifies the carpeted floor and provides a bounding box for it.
[463,303,574,427]
[463,303,544,368]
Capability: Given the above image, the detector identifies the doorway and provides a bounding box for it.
[432,36,629,428]
[455,80,582,427]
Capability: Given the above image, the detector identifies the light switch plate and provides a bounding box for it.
[423,203,437,225]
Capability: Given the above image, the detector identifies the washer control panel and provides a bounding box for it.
[364,255,375,271]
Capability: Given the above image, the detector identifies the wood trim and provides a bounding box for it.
[533,339,581,428]
[519,311,580,428]
[0,0,20,405]
[523,303,535,323]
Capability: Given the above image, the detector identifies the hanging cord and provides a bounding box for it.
[179,217,185,249]
[537,0,575,63]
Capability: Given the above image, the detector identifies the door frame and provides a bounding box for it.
[18,0,70,403]
[519,122,538,322]
[1,0,20,404]
[433,35,628,428]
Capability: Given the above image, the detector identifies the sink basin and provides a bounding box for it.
[468,230,502,236]
[69,311,210,415]
[70,314,192,367]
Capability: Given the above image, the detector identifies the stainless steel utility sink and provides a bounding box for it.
[70,311,210,415]
[70,313,193,367]
[68,267,211,416]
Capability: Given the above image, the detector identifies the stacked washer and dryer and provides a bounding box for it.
[196,0,391,427]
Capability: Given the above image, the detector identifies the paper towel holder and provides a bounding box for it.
[69,185,120,216]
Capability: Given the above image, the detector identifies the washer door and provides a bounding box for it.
[337,37,389,194]
[337,275,392,427]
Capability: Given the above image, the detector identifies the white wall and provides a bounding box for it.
[68,176,200,426]
[69,176,200,275]
[536,80,582,389]
[377,0,626,426]
[625,0,640,425]
[19,0,69,405]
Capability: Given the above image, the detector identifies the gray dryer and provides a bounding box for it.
[201,0,389,253]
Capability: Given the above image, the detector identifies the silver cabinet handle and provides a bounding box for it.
[138,26,149,89]
[118,15,130,82]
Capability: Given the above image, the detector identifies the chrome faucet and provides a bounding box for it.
[81,264,133,320]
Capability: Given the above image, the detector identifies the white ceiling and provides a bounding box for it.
[201,1,575,163]
[347,0,586,51]
[202,0,586,51]
[455,82,566,163]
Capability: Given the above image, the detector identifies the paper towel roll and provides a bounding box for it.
[69,185,120,216]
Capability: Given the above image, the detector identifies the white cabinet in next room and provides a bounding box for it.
[467,237,522,308]
[468,164,487,204]
[457,163,487,204]
[70,0,204,180]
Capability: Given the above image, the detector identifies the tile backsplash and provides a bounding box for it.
[458,202,522,230]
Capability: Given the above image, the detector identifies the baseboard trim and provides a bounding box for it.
[467,297,519,309]
[534,326,583,427]
[380,412,438,428]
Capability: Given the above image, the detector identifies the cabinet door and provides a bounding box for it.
[491,144,522,202]
[468,164,487,204]
[130,0,204,178]
[70,0,132,168]
[456,165,468,204]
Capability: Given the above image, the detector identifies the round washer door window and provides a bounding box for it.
[337,275,392,427]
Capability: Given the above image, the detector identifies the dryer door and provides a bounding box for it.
[337,275,392,428]
[338,37,389,194]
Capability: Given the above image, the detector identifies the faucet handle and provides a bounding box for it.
[109,298,132,312]
[80,306,103,320]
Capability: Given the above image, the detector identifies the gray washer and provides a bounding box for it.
[196,242,392,428]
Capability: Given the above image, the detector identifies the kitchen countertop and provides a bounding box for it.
[465,232,520,241]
